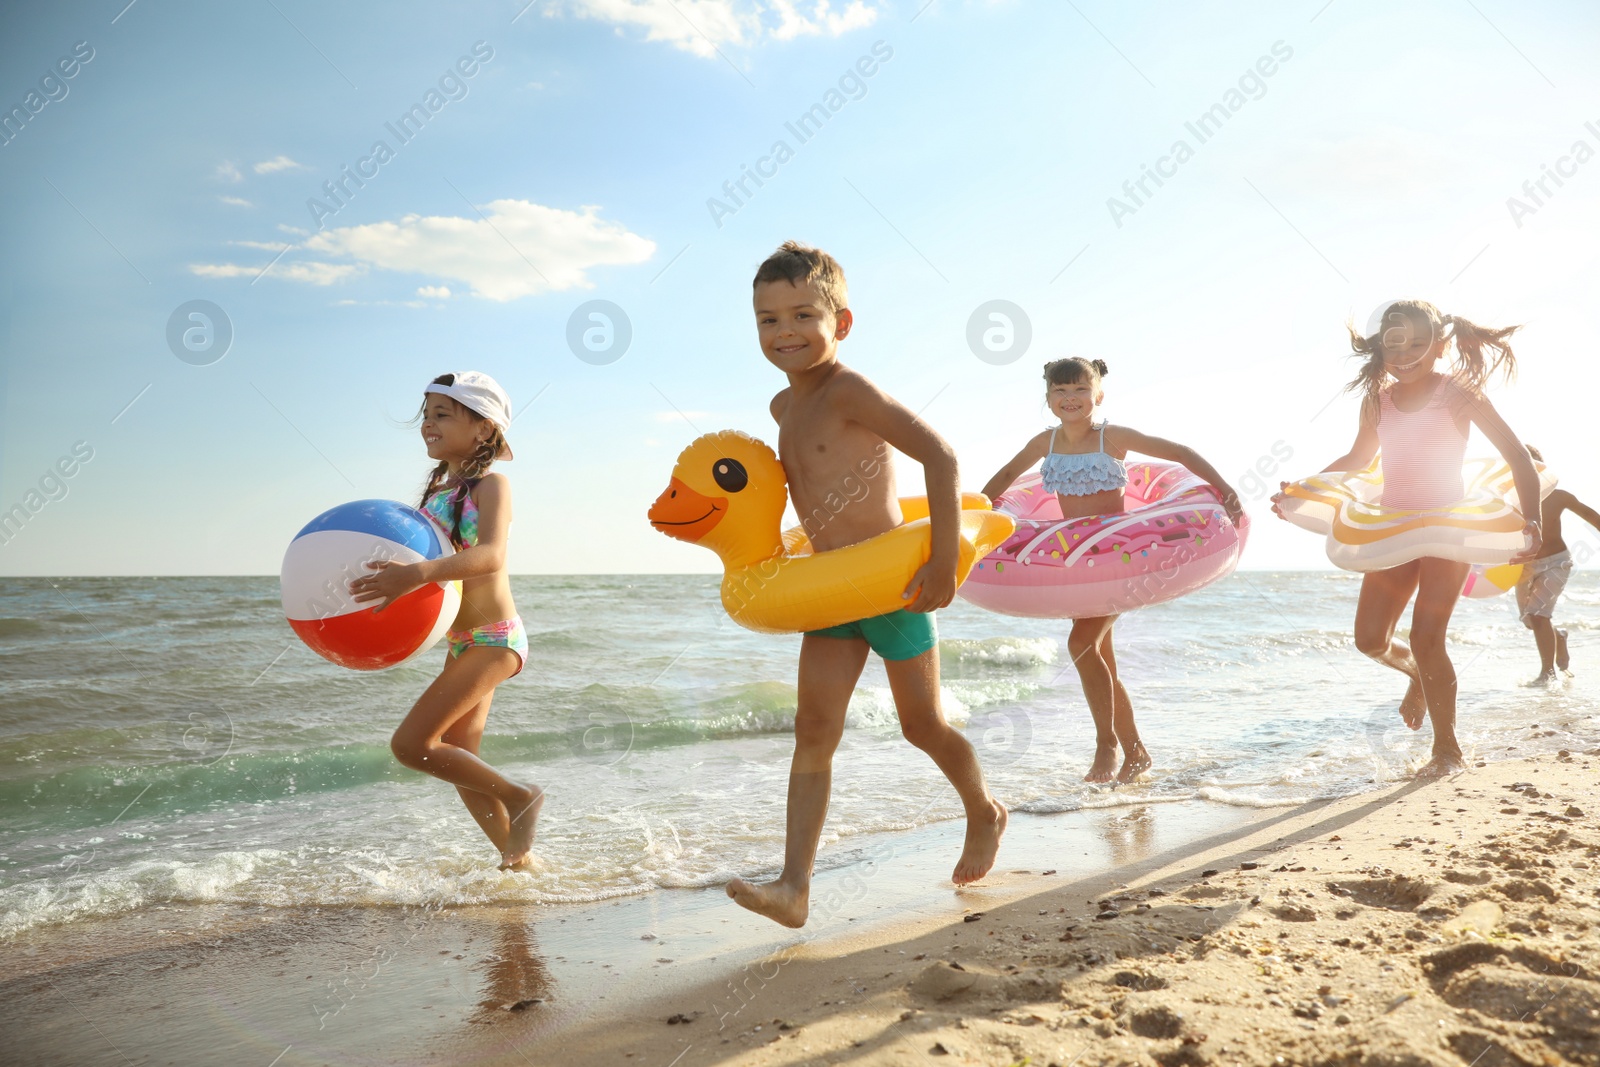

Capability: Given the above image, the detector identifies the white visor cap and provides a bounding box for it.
[424,371,514,460]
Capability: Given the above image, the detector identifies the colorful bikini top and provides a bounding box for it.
[1039,423,1128,496]
[423,482,479,548]
[1376,376,1468,510]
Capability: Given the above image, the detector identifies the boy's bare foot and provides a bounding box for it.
[1084,742,1119,783]
[952,799,1007,885]
[726,877,809,928]
[1556,628,1570,672]
[499,786,545,870]
[1526,670,1560,687]
[1398,679,1427,730]
[1414,752,1466,779]
[1116,743,1152,783]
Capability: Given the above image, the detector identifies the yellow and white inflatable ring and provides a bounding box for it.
[1278,456,1555,573]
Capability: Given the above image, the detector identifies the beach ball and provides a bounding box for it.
[1460,562,1523,600]
[280,499,461,671]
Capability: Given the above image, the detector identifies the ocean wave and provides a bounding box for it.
[1224,628,1354,658]
[1195,786,1316,808]
[0,846,660,938]
[524,628,605,653]
[1015,791,1199,814]
[843,678,1045,731]
[939,636,1057,668]
[844,687,906,730]
[0,617,48,639]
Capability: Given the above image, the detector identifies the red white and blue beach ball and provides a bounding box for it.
[280,499,461,671]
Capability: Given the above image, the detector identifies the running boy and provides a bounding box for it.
[725,241,1006,928]
[1519,446,1598,683]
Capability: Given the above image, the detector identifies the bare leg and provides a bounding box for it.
[727,635,865,928]
[1099,627,1150,782]
[1557,628,1571,673]
[884,645,1006,885]
[443,692,510,849]
[1352,562,1428,729]
[438,688,542,870]
[1526,615,1559,683]
[1408,558,1470,779]
[391,648,543,868]
[1068,616,1120,782]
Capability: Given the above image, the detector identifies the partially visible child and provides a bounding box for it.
[1273,302,1542,778]
[725,241,1006,928]
[349,372,543,870]
[1518,445,1598,683]
[980,358,1242,784]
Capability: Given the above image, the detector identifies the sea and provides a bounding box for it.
[3,572,1598,941]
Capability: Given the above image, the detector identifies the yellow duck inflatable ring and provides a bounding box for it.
[648,431,1015,634]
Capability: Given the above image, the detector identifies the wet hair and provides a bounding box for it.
[1526,443,1543,463]
[1043,357,1109,389]
[752,240,848,314]
[1346,300,1519,414]
[415,373,508,549]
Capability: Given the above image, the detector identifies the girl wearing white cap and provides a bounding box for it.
[349,371,542,870]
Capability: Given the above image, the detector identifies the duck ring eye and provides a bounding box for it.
[712,458,748,493]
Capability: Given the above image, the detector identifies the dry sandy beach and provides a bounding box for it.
[7,750,1596,1067]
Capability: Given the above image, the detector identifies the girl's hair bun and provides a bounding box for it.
[1042,356,1108,387]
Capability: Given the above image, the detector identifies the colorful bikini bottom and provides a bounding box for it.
[447,614,527,676]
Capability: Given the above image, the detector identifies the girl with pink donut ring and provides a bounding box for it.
[975,358,1246,785]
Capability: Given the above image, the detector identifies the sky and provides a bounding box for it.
[1,0,1597,576]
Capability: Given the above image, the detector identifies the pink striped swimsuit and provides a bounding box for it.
[1376,377,1467,509]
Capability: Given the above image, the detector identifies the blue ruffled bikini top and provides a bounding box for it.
[1039,423,1128,496]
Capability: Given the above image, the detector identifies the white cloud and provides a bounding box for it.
[215,161,243,183]
[334,298,428,308]
[254,155,307,174]
[219,195,254,207]
[271,262,363,285]
[190,260,363,285]
[769,0,876,40]
[300,199,655,301]
[560,0,875,56]
[193,200,652,299]
[562,0,756,56]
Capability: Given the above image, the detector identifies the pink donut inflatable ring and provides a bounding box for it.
[957,463,1250,619]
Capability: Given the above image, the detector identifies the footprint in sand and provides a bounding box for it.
[1496,877,1560,903]
[1324,875,1434,911]
[1180,884,1229,901]
[907,961,1002,1004]
[1426,943,1600,1064]
[1125,1004,1184,1039]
